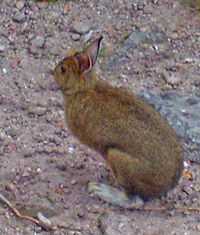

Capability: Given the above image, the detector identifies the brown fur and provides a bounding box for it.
[53,37,183,199]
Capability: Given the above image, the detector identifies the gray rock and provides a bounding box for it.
[107,28,167,69]
[13,11,26,23]
[72,21,91,35]
[124,29,167,50]
[138,90,200,163]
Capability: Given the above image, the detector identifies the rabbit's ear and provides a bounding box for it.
[75,36,103,74]
[85,36,103,68]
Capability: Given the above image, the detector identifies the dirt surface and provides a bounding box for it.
[0,0,200,234]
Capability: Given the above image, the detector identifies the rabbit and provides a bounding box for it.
[53,36,183,208]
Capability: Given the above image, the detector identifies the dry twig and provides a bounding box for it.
[0,192,82,231]
[0,193,56,231]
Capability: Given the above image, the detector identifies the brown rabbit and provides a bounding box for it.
[53,36,183,208]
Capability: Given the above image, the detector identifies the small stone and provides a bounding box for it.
[196,224,200,231]
[182,185,193,195]
[27,105,47,116]
[6,127,18,137]
[186,97,198,105]
[152,0,159,4]
[162,71,181,86]
[132,3,138,10]
[144,4,153,13]
[0,44,6,52]
[56,164,67,171]
[5,183,17,193]
[183,161,190,169]
[2,68,7,74]
[29,45,37,54]
[130,196,144,209]
[37,1,48,9]
[36,168,41,173]
[83,30,93,42]
[77,208,84,218]
[71,33,81,41]
[63,3,70,14]
[71,179,77,185]
[31,35,45,48]
[13,12,26,23]
[23,150,33,158]
[72,21,91,35]
[184,57,194,64]
[68,145,75,154]
[137,2,145,10]
[16,0,25,10]
[194,184,200,192]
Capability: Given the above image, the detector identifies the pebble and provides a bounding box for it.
[83,30,93,42]
[29,35,45,54]
[68,145,75,154]
[71,33,81,41]
[70,179,77,185]
[72,21,91,35]
[77,208,85,218]
[185,97,198,105]
[0,45,6,52]
[2,68,7,74]
[137,2,146,10]
[63,3,71,14]
[183,161,190,168]
[5,183,17,193]
[56,164,67,171]
[27,105,47,116]
[23,148,34,158]
[16,0,25,10]
[12,11,26,23]
[130,196,144,209]
[184,57,195,64]
[196,224,200,231]
[194,184,200,192]
[37,1,48,9]
[5,127,19,138]
[152,0,159,4]
[162,71,181,86]
[31,35,45,48]
[144,4,153,13]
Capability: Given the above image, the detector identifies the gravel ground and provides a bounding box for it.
[0,0,200,234]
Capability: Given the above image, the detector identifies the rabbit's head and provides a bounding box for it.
[54,36,103,94]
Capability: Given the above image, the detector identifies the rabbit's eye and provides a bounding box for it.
[61,65,66,74]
